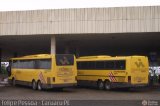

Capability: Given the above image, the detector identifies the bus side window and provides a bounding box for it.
[96,61,105,70]
[77,62,81,69]
[38,59,51,69]
[115,60,126,70]
[35,59,51,69]
[104,61,114,70]
[81,62,89,69]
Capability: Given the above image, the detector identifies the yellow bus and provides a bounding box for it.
[76,55,149,90]
[8,54,77,90]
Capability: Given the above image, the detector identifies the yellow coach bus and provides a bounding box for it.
[8,54,77,90]
[76,55,149,90]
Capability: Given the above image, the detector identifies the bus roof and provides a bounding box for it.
[77,55,147,61]
[22,54,51,57]
[78,55,111,59]
[11,54,75,60]
[11,54,53,60]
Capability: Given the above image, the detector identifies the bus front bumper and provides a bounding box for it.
[42,83,77,89]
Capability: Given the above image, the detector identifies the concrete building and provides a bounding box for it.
[0,6,160,65]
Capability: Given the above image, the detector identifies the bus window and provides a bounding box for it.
[96,61,105,70]
[12,60,18,68]
[88,61,96,69]
[35,59,51,69]
[20,60,35,69]
[77,62,81,69]
[104,61,114,70]
[115,60,126,70]
[56,54,74,66]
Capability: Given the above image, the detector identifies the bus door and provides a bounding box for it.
[55,54,76,84]
[130,57,149,84]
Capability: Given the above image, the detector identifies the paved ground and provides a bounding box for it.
[0,85,160,100]
[0,85,160,106]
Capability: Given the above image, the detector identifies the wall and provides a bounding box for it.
[0,6,160,35]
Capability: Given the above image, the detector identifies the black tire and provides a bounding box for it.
[37,81,42,91]
[12,78,16,86]
[97,80,104,90]
[104,81,111,90]
[32,80,37,90]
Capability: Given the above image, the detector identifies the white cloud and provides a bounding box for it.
[0,0,160,11]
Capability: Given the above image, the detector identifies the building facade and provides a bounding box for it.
[0,6,160,63]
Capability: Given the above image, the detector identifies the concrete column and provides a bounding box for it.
[51,35,56,54]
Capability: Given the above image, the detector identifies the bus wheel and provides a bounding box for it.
[37,81,42,91]
[97,80,104,90]
[12,78,16,86]
[104,81,111,90]
[32,80,37,90]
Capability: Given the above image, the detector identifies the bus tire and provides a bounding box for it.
[97,80,104,90]
[32,80,37,90]
[104,80,111,90]
[37,81,42,91]
[12,78,16,86]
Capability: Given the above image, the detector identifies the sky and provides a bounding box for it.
[0,0,160,11]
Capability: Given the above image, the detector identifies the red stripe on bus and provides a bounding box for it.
[110,72,117,82]
[109,72,117,82]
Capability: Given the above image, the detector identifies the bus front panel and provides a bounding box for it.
[55,54,77,85]
[130,57,149,85]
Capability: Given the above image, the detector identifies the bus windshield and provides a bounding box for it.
[56,54,74,66]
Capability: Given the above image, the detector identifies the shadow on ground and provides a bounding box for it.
[76,85,160,93]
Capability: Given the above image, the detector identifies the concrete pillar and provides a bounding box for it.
[51,35,56,54]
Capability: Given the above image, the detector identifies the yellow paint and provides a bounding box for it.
[8,54,77,85]
[77,55,149,86]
